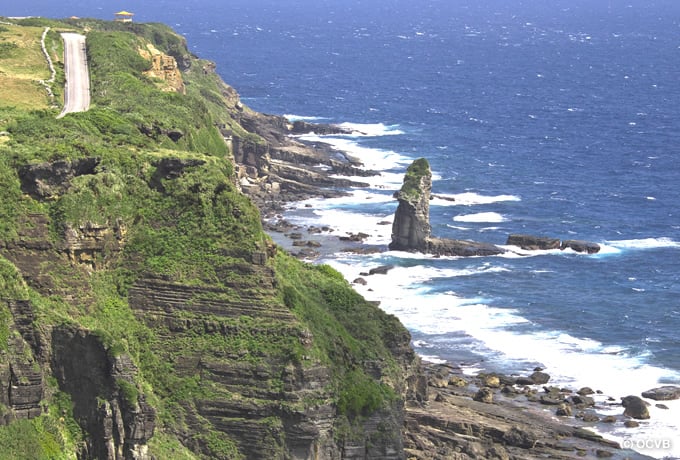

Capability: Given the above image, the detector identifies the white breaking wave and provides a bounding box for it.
[324,256,680,459]
[337,121,405,136]
[453,212,507,223]
[283,114,329,122]
[296,133,412,173]
[431,192,521,206]
[605,237,680,250]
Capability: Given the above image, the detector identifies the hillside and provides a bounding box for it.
[0,17,422,459]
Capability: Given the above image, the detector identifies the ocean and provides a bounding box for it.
[7,0,680,457]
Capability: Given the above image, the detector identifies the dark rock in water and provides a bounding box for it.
[507,234,561,250]
[561,239,601,254]
[577,387,595,396]
[339,232,369,242]
[289,120,353,136]
[655,403,669,410]
[368,265,394,275]
[286,232,303,240]
[601,415,617,423]
[473,387,494,404]
[506,234,600,254]
[596,449,614,458]
[568,395,595,408]
[539,395,562,406]
[515,376,535,386]
[624,420,640,428]
[641,385,680,401]
[352,277,367,285]
[621,395,650,419]
[389,159,433,252]
[582,413,600,423]
[426,237,505,257]
[389,159,505,257]
[529,371,550,384]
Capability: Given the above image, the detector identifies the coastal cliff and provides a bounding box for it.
[0,18,424,459]
[0,17,651,460]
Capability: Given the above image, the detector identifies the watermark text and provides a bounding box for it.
[621,438,673,451]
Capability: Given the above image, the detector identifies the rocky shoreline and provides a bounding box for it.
[234,117,673,459]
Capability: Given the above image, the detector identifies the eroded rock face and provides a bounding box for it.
[506,234,601,254]
[50,326,155,460]
[19,157,100,199]
[641,386,680,401]
[621,395,650,420]
[389,159,505,257]
[389,159,432,252]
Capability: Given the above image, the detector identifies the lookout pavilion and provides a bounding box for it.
[114,11,134,22]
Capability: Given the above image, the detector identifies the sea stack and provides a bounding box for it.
[389,158,505,257]
[389,158,433,252]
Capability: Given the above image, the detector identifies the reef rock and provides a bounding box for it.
[641,386,680,401]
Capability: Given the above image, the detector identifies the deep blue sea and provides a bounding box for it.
[8,0,680,456]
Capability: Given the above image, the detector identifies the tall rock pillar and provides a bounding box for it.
[389,158,432,251]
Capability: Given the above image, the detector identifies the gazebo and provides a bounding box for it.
[114,11,134,22]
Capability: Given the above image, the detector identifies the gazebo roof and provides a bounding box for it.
[115,11,134,16]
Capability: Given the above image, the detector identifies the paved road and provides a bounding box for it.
[58,33,90,118]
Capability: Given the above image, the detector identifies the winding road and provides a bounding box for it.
[58,33,90,118]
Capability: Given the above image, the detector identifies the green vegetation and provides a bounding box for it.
[0,416,74,460]
[399,157,430,201]
[0,17,409,459]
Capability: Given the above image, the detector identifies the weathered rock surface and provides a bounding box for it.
[506,234,601,254]
[621,395,650,420]
[389,159,505,257]
[641,385,680,401]
[51,326,155,460]
[19,157,100,199]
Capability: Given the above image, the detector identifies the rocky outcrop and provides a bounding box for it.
[50,326,155,459]
[139,44,185,94]
[507,234,601,254]
[19,157,100,199]
[621,395,650,420]
[149,157,206,192]
[389,159,432,252]
[227,109,374,211]
[389,159,505,257]
[126,268,420,459]
[641,386,680,401]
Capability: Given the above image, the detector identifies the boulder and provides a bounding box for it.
[556,403,572,417]
[641,385,680,401]
[577,387,595,396]
[621,395,650,419]
[368,265,394,275]
[529,371,550,384]
[561,240,600,254]
[473,387,494,404]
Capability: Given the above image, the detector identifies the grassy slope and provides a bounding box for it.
[0,18,408,459]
